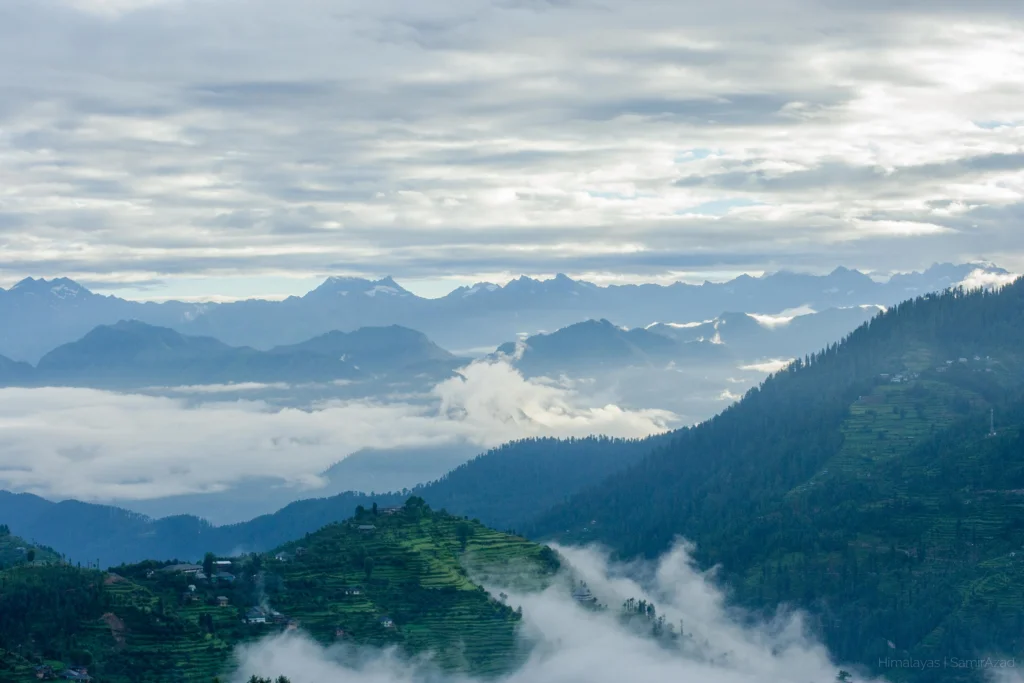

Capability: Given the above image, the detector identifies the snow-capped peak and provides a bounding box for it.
[462,282,500,298]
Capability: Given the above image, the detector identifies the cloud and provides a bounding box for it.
[159,382,293,394]
[230,542,875,683]
[717,389,743,402]
[746,305,817,328]
[957,268,1020,291]
[739,359,793,374]
[2,0,1024,294]
[0,359,674,501]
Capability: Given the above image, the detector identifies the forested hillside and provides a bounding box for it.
[0,498,560,682]
[529,280,1024,682]
[413,435,667,532]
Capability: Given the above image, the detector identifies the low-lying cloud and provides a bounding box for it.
[747,305,817,328]
[0,359,675,502]
[739,359,793,374]
[231,543,873,683]
[958,268,1021,292]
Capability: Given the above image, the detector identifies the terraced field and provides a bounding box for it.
[0,499,561,682]
[732,363,1024,681]
[793,375,982,496]
[264,504,557,674]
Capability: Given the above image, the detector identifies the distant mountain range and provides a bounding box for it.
[0,321,467,389]
[0,263,1005,362]
[496,319,725,376]
[497,306,880,376]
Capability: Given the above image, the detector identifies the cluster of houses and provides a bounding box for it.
[935,355,996,374]
[33,665,91,681]
[154,553,398,641]
[879,371,919,384]
[159,561,235,584]
[878,356,998,383]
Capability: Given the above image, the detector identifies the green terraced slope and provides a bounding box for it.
[0,498,560,683]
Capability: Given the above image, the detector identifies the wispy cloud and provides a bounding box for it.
[747,305,817,328]
[739,359,793,374]
[957,268,1020,291]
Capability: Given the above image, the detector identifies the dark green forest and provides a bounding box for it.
[529,279,1024,682]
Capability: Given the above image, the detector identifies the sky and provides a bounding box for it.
[1,0,1024,300]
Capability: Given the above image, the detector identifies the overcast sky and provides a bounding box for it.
[2,0,1023,299]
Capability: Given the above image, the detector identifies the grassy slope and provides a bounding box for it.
[0,502,558,683]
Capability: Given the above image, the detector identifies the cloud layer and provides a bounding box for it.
[0,360,674,501]
[231,543,873,683]
[1,0,1023,295]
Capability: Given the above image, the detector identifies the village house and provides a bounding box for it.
[379,506,403,516]
[378,616,396,629]
[217,596,230,607]
[34,665,56,680]
[275,552,291,562]
[357,524,377,533]
[61,667,91,682]
[161,563,202,576]
[343,585,363,596]
[246,607,268,625]
[294,547,307,557]
[335,627,348,639]
[214,571,236,583]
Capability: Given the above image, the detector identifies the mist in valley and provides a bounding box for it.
[232,543,872,683]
